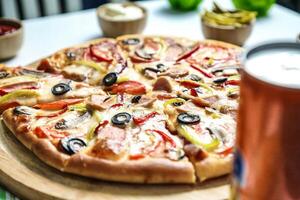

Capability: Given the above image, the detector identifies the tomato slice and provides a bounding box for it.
[0,82,39,96]
[34,99,83,110]
[111,81,146,95]
[90,44,113,62]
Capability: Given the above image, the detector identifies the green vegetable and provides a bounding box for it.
[168,0,202,11]
[232,0,275,17]
[177,125,220,151]
[0,89,39,104]
[202,2,256,27]
[68,102,87,112]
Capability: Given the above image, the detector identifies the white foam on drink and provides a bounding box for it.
[245,48,300,89]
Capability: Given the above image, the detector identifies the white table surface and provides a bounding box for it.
[5,0,300,66]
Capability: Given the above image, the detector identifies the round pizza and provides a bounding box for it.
[1,35,242,184]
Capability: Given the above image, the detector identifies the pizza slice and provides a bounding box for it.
[0,66,105,112]
[161,97,236,181]
[33,38,127,85]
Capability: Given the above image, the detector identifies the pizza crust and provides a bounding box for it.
[194,155,233,182]
[65,154,195,184]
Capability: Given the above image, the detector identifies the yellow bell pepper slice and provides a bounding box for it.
[86,110,103,141]
[0,76,37,87]
[163,98,186,107]
[73,60,106,73]
[177,125,220,151]
[116,76,129,83]
[0,89,39,104]
[68,102,87,112]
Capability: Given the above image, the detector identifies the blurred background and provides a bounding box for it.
[0,0,299,20]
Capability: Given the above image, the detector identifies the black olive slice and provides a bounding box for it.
[144,67,160,73]
[111,112,131,126]
[131,95,142,103]
[52,83,71,96]
[189,74,202,82]
[66,51,76,60]
[102,72,118,86]
[55,119,68,129]
[156,63,168,72]
[122,38,140,45]
[60,137,87,155]
[13,106,32,115]
[0,71,9,79]
[172,102,184,107]
[177,113,200,125]
[213,77,228,84]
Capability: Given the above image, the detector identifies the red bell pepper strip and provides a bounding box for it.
[225,80,240,86]
[36,107,68,119]
[176,42,200,62]
[111,81,146,95]
[94,120,109,134]
[179,80,201,89]
[0,102,19,113]
[189,64,214,78]
[133,112,158,126]
[129,154,145,160]
[145,129,176,147]
[0,82,39,96]
[216,146,233,157]
[34,99,83,110]
[190,88,198,97]
[110,103,123,109]
[34,126,68,139]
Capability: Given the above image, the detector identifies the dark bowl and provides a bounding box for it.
[0,18,24,60]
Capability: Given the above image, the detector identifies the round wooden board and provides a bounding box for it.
[0,121,229,200]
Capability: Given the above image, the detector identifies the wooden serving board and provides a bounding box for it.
[0,121,229,200]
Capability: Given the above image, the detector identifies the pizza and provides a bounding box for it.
[1,35,242,184]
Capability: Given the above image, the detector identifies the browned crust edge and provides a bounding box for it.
[2,108,196,184]
[194,155,233,182]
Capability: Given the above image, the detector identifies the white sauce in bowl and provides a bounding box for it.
[100,3,144,21]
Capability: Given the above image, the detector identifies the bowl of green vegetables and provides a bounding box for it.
[201,3,256,46]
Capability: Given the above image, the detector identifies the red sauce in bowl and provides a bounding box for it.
[0,24,17,36]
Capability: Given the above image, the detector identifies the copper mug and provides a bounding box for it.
[231,42,300,200]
